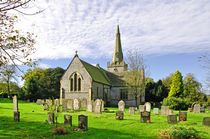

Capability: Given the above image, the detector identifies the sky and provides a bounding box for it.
[14,0,210,93]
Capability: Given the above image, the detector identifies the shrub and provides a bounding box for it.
[162,97,189,110]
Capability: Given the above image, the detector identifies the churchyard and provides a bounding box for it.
[0,99,210,138]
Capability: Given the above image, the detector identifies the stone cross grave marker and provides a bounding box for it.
[94,99,102,114]
[145,102,151,112]
[86,100,93,112]
[118,100,125,112]
[129,107,135,114]
[153,108,159,114]
[73,99,80,110]
[193,104,200,113]
[78,115,88,131]
[161,106,169,116]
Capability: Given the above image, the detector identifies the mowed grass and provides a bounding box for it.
[0,102,210,139]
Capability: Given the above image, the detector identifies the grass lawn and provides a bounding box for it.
[0,102,210,138]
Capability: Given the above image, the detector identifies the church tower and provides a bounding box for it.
[107,25,128,72]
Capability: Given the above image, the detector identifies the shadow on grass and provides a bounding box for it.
[0,116,153,138]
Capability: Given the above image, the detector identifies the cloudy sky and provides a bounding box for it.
[16,0,210,93]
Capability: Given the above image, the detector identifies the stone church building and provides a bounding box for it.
[60,25,145,107]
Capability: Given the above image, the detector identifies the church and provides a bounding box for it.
[60,25,145,107]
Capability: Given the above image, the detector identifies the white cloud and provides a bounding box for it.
[39,63,50,69]
[16,0,210,59]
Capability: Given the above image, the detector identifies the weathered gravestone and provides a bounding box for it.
[145,102,151,112]
[139,105,144,114]
[13,95,20,122]
[193,104,200,113]
[179,112,187,121]
[129,107,135,114]
[94,99,102,114]
[167,114,177,124]
[202,117,210,127]
[101,100,104,112]
[153,108,159,115]
[73,99,80,110]
[81,99,87,109]
[141,111,150,123]
[78,115,88,131]
[62,99,68,112]
[67,99,73,110]
[161,106,169,116]
[48,112,54,124]
[118,100,125,112]
[116,111,124,120]
[86,100,93,112]
[64,114,72,127]
[200,107,205,113]
[36,99,45,105]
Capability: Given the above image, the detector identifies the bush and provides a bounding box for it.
[158,126,200,139]
[162,97,189,110]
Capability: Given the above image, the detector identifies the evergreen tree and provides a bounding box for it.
[168,70,184,97]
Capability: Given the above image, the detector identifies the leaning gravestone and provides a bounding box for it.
[161,106,169,116]
[86,101,93,112]
[67,99,73,110]
[116,111,124,120]
[118,100,125,112]
[202,117,210,127]
[153,108,159,115]
[193,104,200,113]
[13,95,20,122]
[73,99,80,110]
[81,99,87,109]
[145,102,151,112]
[179,112,187,121]
[167,114,177,124]
[64,114,72,127]
[94,99,102,114]
[141,111,150,123]
[78,115,88,131]
[129,107,135,114]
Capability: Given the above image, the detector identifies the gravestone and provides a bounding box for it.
[67,99,73,110]
[48,112,54,124]
[78,115,88,131]
[167,114,177,124]
[145,102,151,112]
[73,99,80,110]
[153,108,159,115]
[200,107,205,113]
[179,112,187,121]
[101,100,104,112]
[94,99,102,114]
[161,106,169,116]
[62,99,68,112]
[36,99,44,105]
[118,100,125,112]
[169,109,173,115]
[86,100,93,112]
[13,95,20,122]
[64,114,72,127]
[81,99,87,109]
[116,111,124,120]
[193,104,200,113]
[202,117,210,127]
[141,111,150,123]
[129,107,135,114]
[139,105,144,114]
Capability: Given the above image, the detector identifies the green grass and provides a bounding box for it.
[0,102,209,139]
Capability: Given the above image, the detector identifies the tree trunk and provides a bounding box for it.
[7,76,10,98]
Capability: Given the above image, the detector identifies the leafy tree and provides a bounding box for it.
[162,73,174,93]
[168,70,184,97]
[125,48,146,106]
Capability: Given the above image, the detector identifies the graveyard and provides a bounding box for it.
[0,99,209,138]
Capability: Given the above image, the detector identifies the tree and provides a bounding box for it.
[125,48,146,106]
[168,70,184,97]
[162,73,174,93]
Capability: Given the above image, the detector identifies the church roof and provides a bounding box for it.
[80,60,111,86]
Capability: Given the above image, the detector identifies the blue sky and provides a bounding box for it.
[15,0,210,93]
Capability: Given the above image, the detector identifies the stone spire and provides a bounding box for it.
[112,25,123,65]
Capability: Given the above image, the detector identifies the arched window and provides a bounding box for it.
[78,78,81,91]
[74,74,77,91]
[70,78,73,91]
